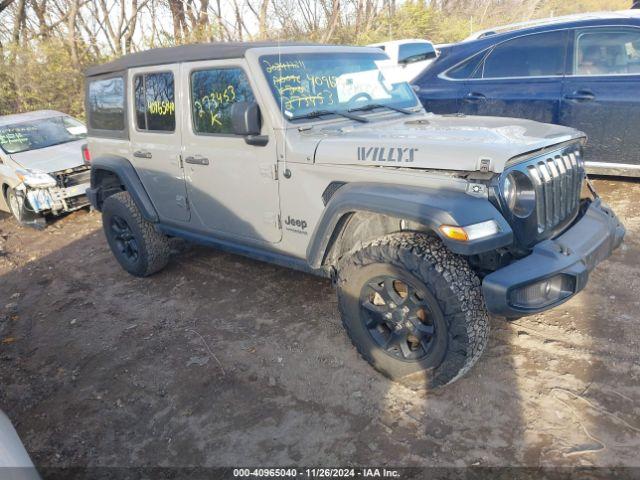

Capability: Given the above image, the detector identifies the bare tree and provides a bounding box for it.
[66,0,80,67]
[167,0,186,42]
[0,0,15,13]
[321,0,341,42]
[258,0,269,38]
[11,0,27,45]
[92,0,146,54]
[0,0,16,53]
[29,0,50,37]
[0,0,629,63]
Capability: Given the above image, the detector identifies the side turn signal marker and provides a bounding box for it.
[439,225,469,242]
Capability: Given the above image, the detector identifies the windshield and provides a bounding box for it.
[259,52,420,120]
[0,116,87,154]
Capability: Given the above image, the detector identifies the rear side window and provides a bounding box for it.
[190,67,255,135]
[481,31,566,78]
[88,77,125,131]
[575,28,640,76]
[134,72,176,132]
[446,52,485,79]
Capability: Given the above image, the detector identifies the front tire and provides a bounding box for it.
[102,191,170,277]
[5,187,45,228]
[337,232,489,388]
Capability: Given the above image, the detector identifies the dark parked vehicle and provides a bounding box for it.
[413,11,640,177]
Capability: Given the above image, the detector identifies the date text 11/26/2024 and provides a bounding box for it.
[233,468,401,478]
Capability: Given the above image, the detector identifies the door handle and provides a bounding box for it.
[564,90,595,102]
[463,92,487,103]
[184,155,210,166]
[133,150,152,159]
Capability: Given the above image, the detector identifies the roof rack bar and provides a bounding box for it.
[464,10,638,42]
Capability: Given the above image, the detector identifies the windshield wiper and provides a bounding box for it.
[288,109,369,123]
[348,103,415,115]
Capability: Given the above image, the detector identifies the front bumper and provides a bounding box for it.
[482,198,625,317]
[21,182,91,214]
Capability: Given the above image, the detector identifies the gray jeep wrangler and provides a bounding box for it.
[85,43,625,387]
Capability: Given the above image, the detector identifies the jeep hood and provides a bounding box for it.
[9,139,85,173]
[313,114,584,173]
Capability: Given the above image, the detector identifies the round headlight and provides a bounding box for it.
[503,173,517,211]
[502,171,535,218]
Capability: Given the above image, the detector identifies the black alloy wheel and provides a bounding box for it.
[360,275,438,362]
[337,232,490,386]
[109,215,140,264]
[101,191,171,277]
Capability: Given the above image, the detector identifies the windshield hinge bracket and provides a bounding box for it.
[478,158,492,173]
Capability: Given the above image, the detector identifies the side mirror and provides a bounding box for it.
[231,102,268,147]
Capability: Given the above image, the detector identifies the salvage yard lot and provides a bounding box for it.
[0,178,639,469]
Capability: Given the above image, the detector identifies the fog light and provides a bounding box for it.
[509,274,575,309]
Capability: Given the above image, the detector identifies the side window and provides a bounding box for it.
[88,77,125,131]
[575,28,640,76]
[481,31,566,78]
[446,52,486,79]
[134,72,176,132]
[190,68,256,135]
[398,43,436,64]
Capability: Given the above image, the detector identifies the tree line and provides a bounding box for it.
[0,0,631,117]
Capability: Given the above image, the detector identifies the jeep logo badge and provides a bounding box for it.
[284,215,308,234]
[357,146,418,163]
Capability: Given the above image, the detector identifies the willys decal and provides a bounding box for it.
[357,146,418,163]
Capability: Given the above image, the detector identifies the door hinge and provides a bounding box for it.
[178,153,184,168]
[259,163,278,181]
[176,195,188,209]
[264,212,281,229]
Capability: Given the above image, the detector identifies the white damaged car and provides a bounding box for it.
[0,410,40,479]
[0,110,91,227]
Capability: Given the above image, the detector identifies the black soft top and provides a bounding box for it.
[85,41,320,77]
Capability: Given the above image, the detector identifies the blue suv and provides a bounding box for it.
[412,11,640,177]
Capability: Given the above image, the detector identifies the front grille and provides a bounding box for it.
[500,142,585,246]
[53,165,91,189]
[526,151,583,233]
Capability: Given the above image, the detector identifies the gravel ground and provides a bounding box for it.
[0,177,639,472]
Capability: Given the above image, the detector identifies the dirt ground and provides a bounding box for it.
[0,178,639,472]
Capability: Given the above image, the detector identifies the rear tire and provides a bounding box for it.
[337,232,489,388]
[102,191,170,277]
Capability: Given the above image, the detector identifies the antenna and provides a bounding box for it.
[277,25,290,179]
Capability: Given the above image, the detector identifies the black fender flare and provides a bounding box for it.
[87,155,159,223]
[306,182,513,268]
